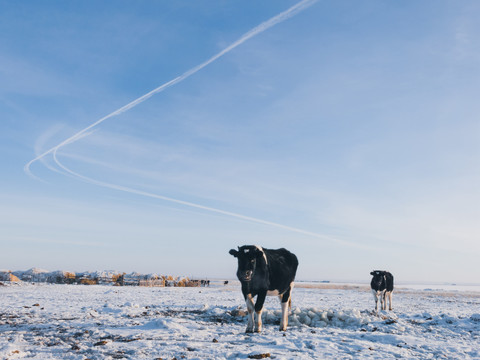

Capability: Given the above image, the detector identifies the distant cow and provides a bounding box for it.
[229,245,298,333]
[370,270,394,312]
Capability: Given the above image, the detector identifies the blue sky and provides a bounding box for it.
[1,0,479,283]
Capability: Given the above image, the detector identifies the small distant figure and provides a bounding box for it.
[370,270,394,312]
[199,279,210,287]
[224,280,229,286]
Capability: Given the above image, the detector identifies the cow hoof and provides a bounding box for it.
[245,329,254,334]
[254,329,262,333]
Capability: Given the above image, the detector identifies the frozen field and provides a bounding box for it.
[1,282,479,359]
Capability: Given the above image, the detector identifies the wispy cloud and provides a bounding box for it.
[21,0,372,250]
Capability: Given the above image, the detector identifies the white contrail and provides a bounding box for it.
[24,0,318,177]
[23,0,358,248]
[30,130,97,182]
[51,149,363,248]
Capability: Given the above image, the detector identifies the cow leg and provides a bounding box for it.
[279,284,293,331]
[245,294,255,333]
[381,290,386,310]
[372,289,385,313]
[386,291,393,310]
[372,289,379,312]
[254,291,266,333]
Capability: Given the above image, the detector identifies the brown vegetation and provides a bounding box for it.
[0,272,20,282]
[79,278,98,285]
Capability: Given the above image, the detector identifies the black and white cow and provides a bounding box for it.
[370,270,394,312]
[229,245,298,333]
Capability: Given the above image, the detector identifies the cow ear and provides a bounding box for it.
[370,271,374,275]
[229,249,238,257]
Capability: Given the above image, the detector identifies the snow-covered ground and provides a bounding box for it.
[1,282,479,359]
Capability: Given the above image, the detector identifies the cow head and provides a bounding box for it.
[229,245,266,282]
[370,270,386,288]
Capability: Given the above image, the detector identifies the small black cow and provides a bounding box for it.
[229,245,298,333]
[370,270,394,312]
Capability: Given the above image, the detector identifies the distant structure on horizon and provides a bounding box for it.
[0,268,213,287]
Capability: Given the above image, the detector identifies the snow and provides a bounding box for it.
[1,282,479,359]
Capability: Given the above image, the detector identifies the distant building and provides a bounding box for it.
[1,268,204,287]
[0,271,21,282]
[47,271,76,284]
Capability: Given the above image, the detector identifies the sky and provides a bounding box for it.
[1,0,479,284]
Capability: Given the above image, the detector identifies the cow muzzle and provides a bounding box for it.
[241,270,253,282]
